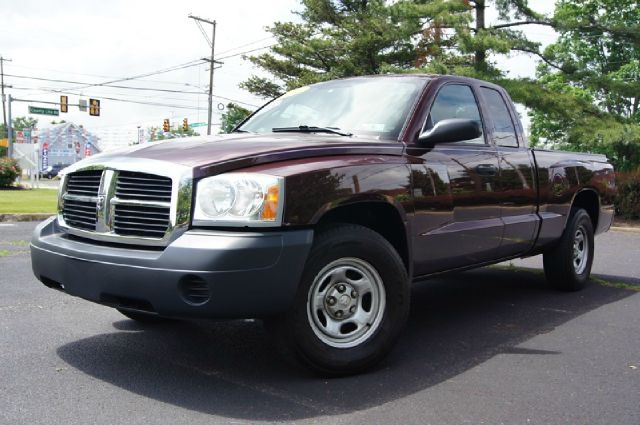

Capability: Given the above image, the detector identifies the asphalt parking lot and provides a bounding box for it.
[1,221,638,424]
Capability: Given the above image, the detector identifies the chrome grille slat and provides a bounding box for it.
[112,214,169,223]
[113,220,169,229]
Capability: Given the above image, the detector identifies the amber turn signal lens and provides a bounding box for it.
[261,185,280,221]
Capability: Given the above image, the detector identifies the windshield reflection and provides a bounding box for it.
[239,76,428,140]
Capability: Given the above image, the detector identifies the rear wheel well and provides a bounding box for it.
[315,203,409,273]
[572,190,599,230]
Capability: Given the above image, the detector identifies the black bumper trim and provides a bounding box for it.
[30,217,314,319]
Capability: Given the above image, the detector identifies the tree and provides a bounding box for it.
[145,125,200,142]
[220,103,253,133]
[240,0,470,98]
[0,116,39,137]
[529,0,640,171]
[241,1,559,97]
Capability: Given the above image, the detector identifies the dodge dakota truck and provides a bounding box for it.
[30,75,615,375]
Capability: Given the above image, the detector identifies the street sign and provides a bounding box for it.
[189,122,207,128]
[29,106,59,116]
[79,99,88,112]
[0,139,8,148]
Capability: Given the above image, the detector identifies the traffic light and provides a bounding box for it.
[89,98,100,116]
[60,95,68,113]
[182,118,188,131]
[163,119,170,132]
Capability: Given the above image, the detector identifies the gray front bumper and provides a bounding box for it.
[30,217,313,319]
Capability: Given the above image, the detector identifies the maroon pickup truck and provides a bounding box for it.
[30,75,615,375]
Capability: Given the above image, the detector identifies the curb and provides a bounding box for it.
[610,226,640,234]
[0,213,54,222]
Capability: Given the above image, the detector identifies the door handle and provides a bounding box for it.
[475,164,498,176]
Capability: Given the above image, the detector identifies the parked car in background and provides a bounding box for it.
[30,74,616,375]
[39,164,65,179]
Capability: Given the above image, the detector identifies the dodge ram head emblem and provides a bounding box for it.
[96,195,106,210]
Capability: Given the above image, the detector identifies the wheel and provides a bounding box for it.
[543,208,595,291]
[271,223,410,376]
[117,308,173,323]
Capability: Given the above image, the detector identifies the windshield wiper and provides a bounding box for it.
[272,125,353,136]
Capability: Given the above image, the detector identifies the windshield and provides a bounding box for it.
[239,76,427,139]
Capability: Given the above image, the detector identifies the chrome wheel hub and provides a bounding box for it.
[307,258,386,348]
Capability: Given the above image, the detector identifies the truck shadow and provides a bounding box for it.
[56,267,638,421]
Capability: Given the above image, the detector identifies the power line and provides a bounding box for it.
[9,85,259,108]
[215,36,275,56]
[216,44,277,61]
[5,73,207,94]
[17,59,206,99]
[5,63,205,89]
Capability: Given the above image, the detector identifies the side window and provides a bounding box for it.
[481,87,518,147]
[426,84,484,144]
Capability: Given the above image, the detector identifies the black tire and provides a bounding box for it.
[270,223,410,376]
[117,308,173,324]
[543,208,595,291]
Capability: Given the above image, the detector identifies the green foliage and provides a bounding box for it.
[530,0,640,171]
[240,0,472,97]
[0,157,21,188]
[1,116,38,139]
[12,116,38,130]
[146,125,200,142]
[241,1,556,99]
[220,103,253,133]
[615,170,640,219]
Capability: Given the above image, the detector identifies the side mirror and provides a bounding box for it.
[417,118,482,145]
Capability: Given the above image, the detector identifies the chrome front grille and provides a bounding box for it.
[58,164,192,247]
[115,171,172,202]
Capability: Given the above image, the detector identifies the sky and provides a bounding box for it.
[1,0,557,148]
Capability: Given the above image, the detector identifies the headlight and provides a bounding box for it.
[193,173,284,226]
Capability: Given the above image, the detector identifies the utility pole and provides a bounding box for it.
[1,56,12,131]
[188,14,219,136]
[7,94,13,158]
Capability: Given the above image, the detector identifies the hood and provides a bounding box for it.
[78,133,405,178]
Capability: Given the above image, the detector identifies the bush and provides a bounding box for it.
[615,170,640,219]
[0,157,21,188]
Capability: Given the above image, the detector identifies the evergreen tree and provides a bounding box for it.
[529,0,640,171]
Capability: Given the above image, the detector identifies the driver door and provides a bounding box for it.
[410,83,503,276]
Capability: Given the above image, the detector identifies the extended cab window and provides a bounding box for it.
[426,84,484,144]
[481,87,518,147]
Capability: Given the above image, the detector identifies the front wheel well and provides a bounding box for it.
[315,202,409,274]
[572,189,599,230]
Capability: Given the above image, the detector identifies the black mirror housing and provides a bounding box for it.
[417,118,482,145]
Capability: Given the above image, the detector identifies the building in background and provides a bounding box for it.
[38,122,101,170]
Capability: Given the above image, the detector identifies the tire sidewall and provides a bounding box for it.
[288,225,409,374]
[568,210,595,285]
